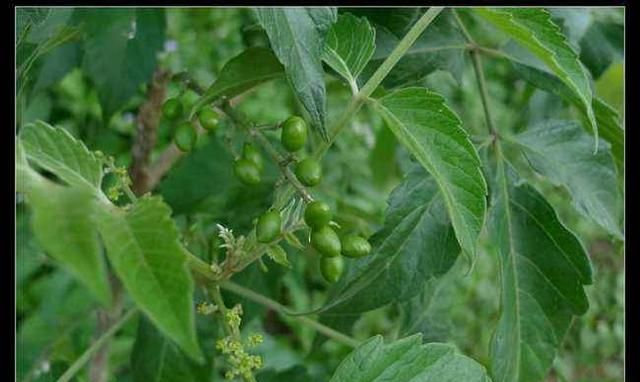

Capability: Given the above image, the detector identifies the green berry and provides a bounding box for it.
[281,116,307,152]
[320,256,344,283]
[162,98,183,120]
[294,158,321,187]
[234,158,261,185]
[341,235,372,258]
[256,210,281,243]
[311,226,341,257]
[198,108,219,131]
[174,122,197,152]
[242,143,264,171]
[304,201,332,230]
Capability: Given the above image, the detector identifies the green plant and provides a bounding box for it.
[15,6,624,382]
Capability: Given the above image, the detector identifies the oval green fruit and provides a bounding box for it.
[162,98,183,120]
[256,210,282,243]
[294,158,321,187]
[341,235,372,258]
[320,256,344,283]
[198,108,219,131]
[281,116,307,152]
[234,158,261,185]
[304,201,332,230]
[311,226,341,258]
[242,142,264,171]
[174,122,197,152]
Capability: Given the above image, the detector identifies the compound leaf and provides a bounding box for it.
[487,160,592,382]
[372,87,487,256]
[475,8,596,142]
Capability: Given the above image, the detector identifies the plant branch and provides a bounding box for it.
[220,280,359,348]
[314,6,445,159]
[453,10,497,136]
[129,69,171,195]
[220,102,313,203]
[57,308,138,382]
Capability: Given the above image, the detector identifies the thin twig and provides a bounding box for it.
[56,308,138,382]
[220,102,313,203]
[220,280,359,348]
[453,9,497,136]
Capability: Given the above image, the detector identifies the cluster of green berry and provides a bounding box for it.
[250,116,372,283]
[162,96,220,152]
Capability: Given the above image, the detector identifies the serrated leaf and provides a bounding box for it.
[19,121,103,190]
[372,87,487,256]
[488,160,592,382]
[24,176,111,305]
[254,7,337,139]
[508,61,623,174]
[78,8,165,116]
[319,166,459,315]
[475,8,597,142]
[131,316,209,382]
[266,244,290,268]
[508,120,622,238]
[322,13,375,90]
[191,47,284,116]
[330,335,491,382]
[354,8,466,88]
[95,196,202,361]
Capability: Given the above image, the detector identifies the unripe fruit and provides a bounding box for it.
[242,143,264,171]
[234,158,261,185]
[281,116,307,152]
[256,210,281,243]
[341,235,372,258]
[320,256,344,283]
[198,108,219,131]
[311,226,341,258]
[304,201,332,230]
[294,158,321,187]
[162,98,183,120]
[174,122,197,152]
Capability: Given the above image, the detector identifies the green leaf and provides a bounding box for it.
[353,8,467,88]
[508,120,622,238]
[96,196,202,361]
[487,160,592,382]
[508,61,623,175]
[32,41,81,95]
[330,335,491,382]
[266,244,291,268]
[322,13,375,90]
[131,316,209,382]
[258,366,312,382]
[192,47,284,116]
[475,8,597,142]
[159,138,235,215]
[254,8,337,139]
[372,87,487,256]
[25,176,111,305]
[319,166,460,314]
[19,121,103,190]
[78,8,165,116]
